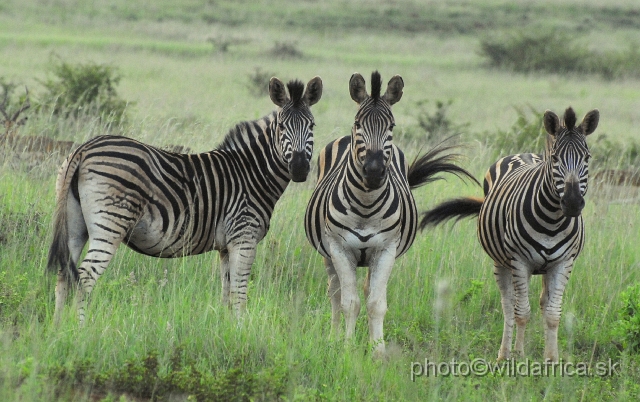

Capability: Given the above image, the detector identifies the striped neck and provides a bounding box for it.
[540,158,563,217]
[218,111,291,197]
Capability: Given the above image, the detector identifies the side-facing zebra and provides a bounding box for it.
[420,107,599,362]
[47,76,323,324]
[305,71,477,356]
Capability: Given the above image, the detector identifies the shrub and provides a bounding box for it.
[488,106,545,159]
[591,133,640,170]
[246,67,276,98]
[479,30,640,79]
[39,59,131,124]
[269,41,303,59]
[401,99,469,147]
[612,283,640,353]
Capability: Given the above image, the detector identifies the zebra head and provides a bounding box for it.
[543,107,600,217]
[269,76,323,182]
[349,71,404,189]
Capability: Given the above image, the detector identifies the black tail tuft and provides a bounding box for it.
[419,197,483,231]
[407,139,480,190]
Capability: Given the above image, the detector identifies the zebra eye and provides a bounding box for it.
[584,153,591,163]
[389,123,395,132]
[278,123,285,131]
[354,121,361,130]
[309,122,315,129]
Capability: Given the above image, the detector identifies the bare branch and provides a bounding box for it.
[10,87,30,122]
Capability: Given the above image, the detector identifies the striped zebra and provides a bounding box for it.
[304,71,477,356]
[47,76,323,324]
[420,107,600,362]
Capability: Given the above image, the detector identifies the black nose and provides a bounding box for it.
[560,180,585,217]
[289,151,310,182]
[362,150,386,189]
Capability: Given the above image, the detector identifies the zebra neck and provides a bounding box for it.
[539,160,563,217]
[219,112,291,198]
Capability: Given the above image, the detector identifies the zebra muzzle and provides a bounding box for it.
[362,150,387,189]
[560,179,585,217]
[289,151,310,182]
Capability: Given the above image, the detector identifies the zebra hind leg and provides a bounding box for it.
[227,240,258,315]
[540,263,573,362]
[494,264,516,361]
[75,234,124,326]
[54,195,88,326]
[324,257,342,335]
[511,261,532,359]
[219,249,231,307]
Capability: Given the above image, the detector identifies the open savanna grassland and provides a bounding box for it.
[1,0,640,400]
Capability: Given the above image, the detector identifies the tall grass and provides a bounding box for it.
[1,111,639,399]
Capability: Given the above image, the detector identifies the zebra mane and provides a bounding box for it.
[218,112,275,151]
[563,107,577,130]
[370,71,382,101]
[287,80,305,106]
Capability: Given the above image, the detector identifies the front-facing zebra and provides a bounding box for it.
[47,76,322,324]
[420,107,599,362]
[305,71,477,356]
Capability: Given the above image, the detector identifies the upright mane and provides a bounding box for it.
[563,107,576,130]
[287,80,305,106]
[370,71,382,101]
[217,112,276,151]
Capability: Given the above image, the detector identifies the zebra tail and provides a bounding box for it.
[419,197,484,230]
[46,153,80,283]
[407,141,480,190]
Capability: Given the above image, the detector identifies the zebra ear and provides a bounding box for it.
[349,73,368,104]
[382,75,404,106]
[303,76,323,107]
[269,77,289,107]
[581,109,599,136]
[543,110,560,136]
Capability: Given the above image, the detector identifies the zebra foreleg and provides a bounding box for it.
[324,257,342,335]
[540,262,573,362]
[227,241,257,314]
[494,264,515,361]
[365,248,395,358]
[328,244,359,340]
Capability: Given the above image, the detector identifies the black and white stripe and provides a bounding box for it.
[305,71,476,356]
[420,107,600,362]
[47,76,322,324]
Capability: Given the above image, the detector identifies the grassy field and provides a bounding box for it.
[2,0,640,400]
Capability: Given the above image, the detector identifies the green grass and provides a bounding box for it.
[2,0,640,400]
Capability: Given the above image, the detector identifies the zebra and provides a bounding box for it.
[420,107,600,362]
[47,76,323,325]
[304,71,477,357]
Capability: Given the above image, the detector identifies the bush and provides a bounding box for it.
[591,133,640,170]
[269,41,303,59]
[246,67,276,98]
[612,283,640,353]
[401,99,469,147]
[488,106,546,159]
[479,30,640,79]
[39,59,131,124]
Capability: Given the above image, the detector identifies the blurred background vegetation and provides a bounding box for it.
[2,0,640,400]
